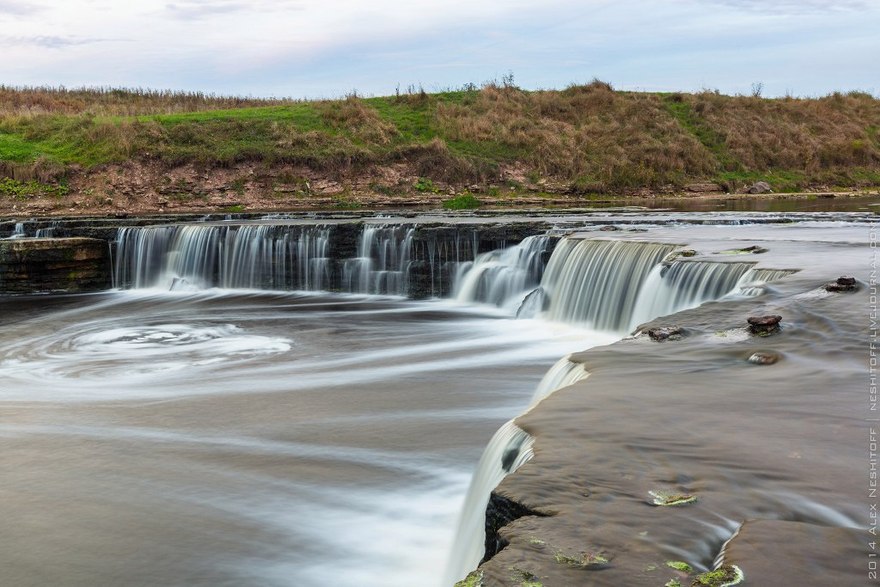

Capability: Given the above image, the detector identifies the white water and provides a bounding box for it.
[735,267,798,297]
[541,239,676,332]
[442,353,594,584]
[454,235,551,312]
[115,224,334,291]
[627,260,754,330]
[342,225,414,295]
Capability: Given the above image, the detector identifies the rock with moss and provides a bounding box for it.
[648,489,698,506]
[553,550,611,569]
[691,564,744,586]
[666,561,694,573]
[454,570,484,587]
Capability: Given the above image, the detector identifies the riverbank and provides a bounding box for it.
[2,84,879,217]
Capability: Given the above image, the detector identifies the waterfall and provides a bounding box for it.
[531,355,589,404]
[540,239,676,332]
[342,225,414,296]
[454,236,552,312]
[627,260,755,330]
[443,355,588,585]
[115,224,331,291]
[10,222,26,239]
[735,267,797,297]
[443,421,534,586]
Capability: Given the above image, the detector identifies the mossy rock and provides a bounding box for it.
[553,550,610,569]
[649,490,698,506]
[692,564,744,586]
[454,570,484,587]
[666,561,694,573]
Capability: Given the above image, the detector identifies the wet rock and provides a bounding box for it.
[748,315,781,336]
[454,570,484,587]
[825,275,857,292]
[599,225,619,231]
[554,550,611,570]
[648,489,698,507]
[647,326,685,341]
[679,249,697,257]
[718,245,768,255]
[691,564,744,586]
[747,350,781,365]
[483,492,548,564]
[746,181,772,194]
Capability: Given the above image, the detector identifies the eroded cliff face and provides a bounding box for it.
[0,238,111,294]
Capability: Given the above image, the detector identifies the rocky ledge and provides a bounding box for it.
[0,238,111,294]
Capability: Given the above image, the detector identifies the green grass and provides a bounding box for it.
[0,177,68,198]
[661,94,740,172]
[0,132,43,162]
[442,193,481,209]
[0,86,878,195]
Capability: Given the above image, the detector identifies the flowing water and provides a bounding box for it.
[0,214,871,585]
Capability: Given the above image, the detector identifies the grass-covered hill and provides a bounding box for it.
[0,81,878,212]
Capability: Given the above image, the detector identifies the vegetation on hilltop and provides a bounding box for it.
[0,81,878,201]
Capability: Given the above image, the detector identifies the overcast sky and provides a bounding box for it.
[0,0,876,98]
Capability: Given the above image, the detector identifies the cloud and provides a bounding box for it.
[1,35,108,49]
[705,0,867,13]
[164,0,302,20]
[0,0,42,16]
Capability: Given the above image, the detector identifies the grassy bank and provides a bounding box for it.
[1,82,878,202]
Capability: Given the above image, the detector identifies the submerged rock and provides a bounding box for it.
[647,326,685,342]
[825,275,858,292]
[718,244,768,255]
[747,350,781,365]
[648,490,698,506]
[747,315,781,336]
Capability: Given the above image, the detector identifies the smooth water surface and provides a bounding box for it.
[0,291,611,587]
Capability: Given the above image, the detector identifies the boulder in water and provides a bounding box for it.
[747,350,781,365]
[825,276,857,292]
[647,326,685,342]
[748,315,781,336]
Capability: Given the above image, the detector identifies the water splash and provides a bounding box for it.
[454,236,552,311]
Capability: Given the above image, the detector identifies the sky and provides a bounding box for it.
[0,0,877,98]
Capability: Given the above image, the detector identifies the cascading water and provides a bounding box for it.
[540,239,676,332]
[342,225,414,295]
[443,354,590,585]
[454,236,553,312]
[735,267,797,297]
[115,224,332,291]
[627,260,755,330]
